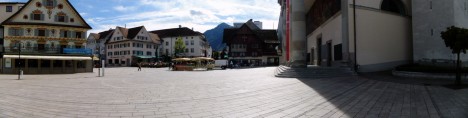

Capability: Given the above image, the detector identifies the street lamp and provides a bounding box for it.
[15,42,24,80]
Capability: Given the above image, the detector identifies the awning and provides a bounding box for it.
[134,56,156,59]
[92,56,100,60]
[4,55,92,60]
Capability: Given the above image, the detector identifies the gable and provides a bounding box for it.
[1,0,91,29]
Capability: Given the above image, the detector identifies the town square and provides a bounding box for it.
[1,0,468,117]
[0,67,467,118]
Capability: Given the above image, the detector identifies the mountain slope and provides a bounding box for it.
[204,23,232,51]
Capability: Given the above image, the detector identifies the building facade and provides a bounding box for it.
[86,29,113,66]
[104,26,161,67]
[278,0,416,72]
[224,19,280,66]
[151,26,212,58]
[413,0,468,66]
[0,0,93,74]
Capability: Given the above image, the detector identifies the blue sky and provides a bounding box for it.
[0,0,280,33]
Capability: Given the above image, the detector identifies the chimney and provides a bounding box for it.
[192,27,194,30]
[179,25,181,28]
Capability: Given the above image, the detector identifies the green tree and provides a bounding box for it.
[174,36,186,57]
[441,26,468,86]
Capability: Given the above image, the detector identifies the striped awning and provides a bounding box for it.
[4,55,92,60]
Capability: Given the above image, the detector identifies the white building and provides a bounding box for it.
[104,26,161,67]
[278,0,412,71]
[151,26,211,58]
[278,0,468,72]
[0,0,93,74]
[413,0,468,65]
[86,29,113,65]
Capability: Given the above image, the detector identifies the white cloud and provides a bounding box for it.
[89,0,280,33]
[113,5,136,12]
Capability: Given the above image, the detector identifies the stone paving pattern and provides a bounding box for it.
[0,67,467,118]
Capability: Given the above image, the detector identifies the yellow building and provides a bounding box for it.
[0,0,92,74]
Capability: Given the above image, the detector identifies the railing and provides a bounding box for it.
[5,47,61,54]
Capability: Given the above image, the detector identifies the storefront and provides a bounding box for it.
[0,55,93,74]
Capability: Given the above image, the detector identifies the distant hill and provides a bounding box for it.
[204,23,232,51]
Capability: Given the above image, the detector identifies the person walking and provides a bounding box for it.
[138,62,142,71]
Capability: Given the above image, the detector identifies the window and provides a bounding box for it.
[41,60,50,67]
[53,60,63,68]
[185,41,189,46]
[252,52,258,57]
[191,40,194,45]
[38,29,46,36]
[77,61,86,68]
[190,48,194,53]
[430,1,432,9]
[33,13,42,20]
[240,52,245,57]
[185,49,189,53]
[166,49,169,55]
[9,28,23,36]
[108,59,113,64]
[60,30,69,38]
[57,15,66,22]
[108,52,112,56]
[15,59,25,68]
[380,0,406,15]
[166,42,169,46]
[45,0,54,7]
[6,6,12,12]
[147,51,152,56]
[28,59,39,68]
[76,32,82,38]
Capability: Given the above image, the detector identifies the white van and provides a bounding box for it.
[214,60,228,69]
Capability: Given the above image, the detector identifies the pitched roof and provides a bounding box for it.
[149,33,161,44]
[127,26,144,39]
[0,2,26,4]
[245,19,260,30]
[89,33,100,39]
[97,29,114,41]
[1,0,92,29]
[223,20,279,44]
[254,30,280,43]
[150,27,202,38]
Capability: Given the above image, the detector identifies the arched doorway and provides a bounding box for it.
[381,0,406,16]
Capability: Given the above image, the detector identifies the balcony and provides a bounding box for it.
[5,47,61,54]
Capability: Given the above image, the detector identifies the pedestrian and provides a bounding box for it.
[138,62,142,71]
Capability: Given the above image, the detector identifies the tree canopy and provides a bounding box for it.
[174,36,186,57]
[441,26,468,54]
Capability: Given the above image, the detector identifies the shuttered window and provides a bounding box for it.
[32,14,43,20]
[8,28,23,36]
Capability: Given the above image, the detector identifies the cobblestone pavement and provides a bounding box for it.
[0,67,467,118]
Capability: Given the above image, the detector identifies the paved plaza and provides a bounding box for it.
[0,67,467,118]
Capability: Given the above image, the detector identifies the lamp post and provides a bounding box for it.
[16,42,23,80]
[353,0,358,72]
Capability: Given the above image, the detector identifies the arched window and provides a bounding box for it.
[381,0,406,16]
